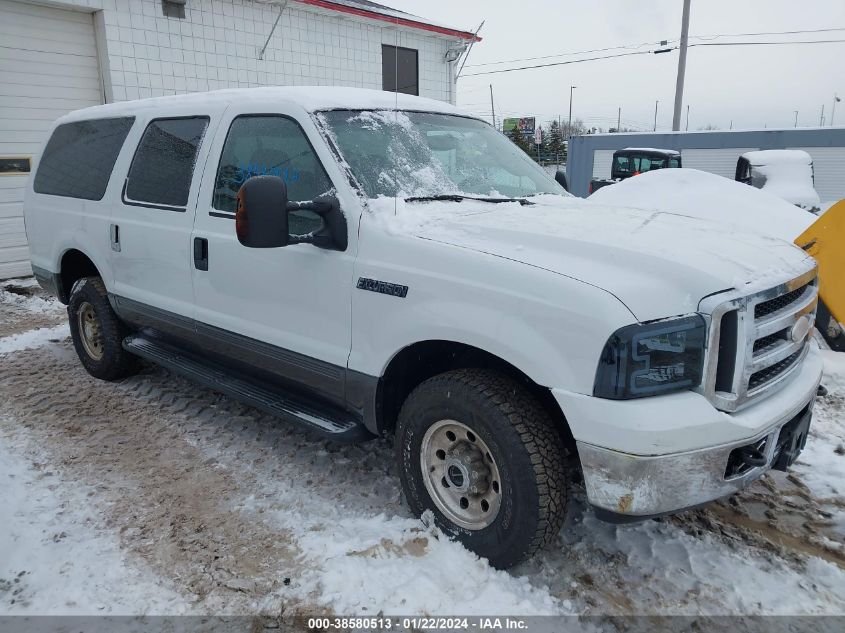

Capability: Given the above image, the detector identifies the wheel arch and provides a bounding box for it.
[375,339,575,451]
[56,248,101,304]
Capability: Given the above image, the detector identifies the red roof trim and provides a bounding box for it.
[295,0,481,41]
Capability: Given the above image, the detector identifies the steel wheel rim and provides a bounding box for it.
[420,419,502,530]
[77,301,104,361]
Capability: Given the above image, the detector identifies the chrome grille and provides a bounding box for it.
[700,266,818,412]
[754,284,809,319]
[752,330,788,354]
[748,349,803,391]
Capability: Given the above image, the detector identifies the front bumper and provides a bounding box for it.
[554,343,823,520]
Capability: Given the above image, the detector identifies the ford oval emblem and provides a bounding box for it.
[790,315,812,342]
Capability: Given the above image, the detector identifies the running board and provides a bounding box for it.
[123,334,372,443]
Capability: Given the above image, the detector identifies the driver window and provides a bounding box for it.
[213,115,335,235]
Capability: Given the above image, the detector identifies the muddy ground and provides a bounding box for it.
[1,278,843,618]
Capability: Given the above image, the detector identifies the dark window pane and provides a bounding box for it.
[34,117,134,200]
[382,45,418,96]
[125,117,208,208]
[213,115,334,236]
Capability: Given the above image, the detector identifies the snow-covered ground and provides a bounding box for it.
[0,278,843,618]
[820,200,841,215]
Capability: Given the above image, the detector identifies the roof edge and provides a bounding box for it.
[294,0,481,41]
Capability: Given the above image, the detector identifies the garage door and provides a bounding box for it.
[0,0,102,279]
[788,147,845,204]
[681,148,758,180]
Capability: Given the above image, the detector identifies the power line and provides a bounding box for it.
[461,38,845,78]
[690,38,845,48]
[461,49,663,77]
[690,26,845,40]
[463,27,845,71]
[463,39,670,68]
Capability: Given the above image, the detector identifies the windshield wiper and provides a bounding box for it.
[405,194,534,206]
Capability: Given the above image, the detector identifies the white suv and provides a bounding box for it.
[24,87,822,569]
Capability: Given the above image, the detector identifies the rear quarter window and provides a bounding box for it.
[33,117,135,200]
[124,117,209,210]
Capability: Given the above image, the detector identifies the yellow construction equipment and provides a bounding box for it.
[796,200,845,350]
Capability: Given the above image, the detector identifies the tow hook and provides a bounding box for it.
[737,446,767,468]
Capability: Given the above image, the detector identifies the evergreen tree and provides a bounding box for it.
[547,120,563,164]
[508,125,531,155]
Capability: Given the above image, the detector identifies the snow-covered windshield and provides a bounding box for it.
[317,110,566,199]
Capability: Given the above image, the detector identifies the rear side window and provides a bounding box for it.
[124,117,209,210]
[34,117,134,200]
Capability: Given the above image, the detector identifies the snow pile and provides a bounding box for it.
[792,351,845,503]
[820,200,841,215]
[742,149,814,165]
[0,433,185,614]
[0,280,62,315]
[567,512,845,615]
[291,513,565,616]
[742,150,821,211]
[0,324,69,355]
[589,168,816,242]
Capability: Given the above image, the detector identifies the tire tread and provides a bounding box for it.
[397,368,568,567]
[68,276,139,381]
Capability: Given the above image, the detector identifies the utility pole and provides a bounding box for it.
[833,94,841,126]
[568,86,577,135]
[685,104,690,131]
[672,0,692,131]
[820,104,825,126]
[654,100,659,131]
[489,84,496,130]
[617,107,621,132]
[794,110,799,128]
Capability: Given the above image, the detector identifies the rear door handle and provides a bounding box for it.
[110,224,120,252]
[193,237,208,271]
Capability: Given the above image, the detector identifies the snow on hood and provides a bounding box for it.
[368,194,814,322]
[589,168,816,242]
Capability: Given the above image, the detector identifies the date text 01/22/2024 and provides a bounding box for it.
[305,617,529,630]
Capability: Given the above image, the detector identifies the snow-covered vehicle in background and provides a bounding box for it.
[591,169,845,352]
[735,150,821,213]
[589,147,681,194]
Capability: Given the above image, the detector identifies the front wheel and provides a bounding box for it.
[395,369,568,569]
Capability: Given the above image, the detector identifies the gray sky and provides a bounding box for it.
[389,0,845,131]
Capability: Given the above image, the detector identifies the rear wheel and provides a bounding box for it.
[68,277,139,380]
[396,369,568,569]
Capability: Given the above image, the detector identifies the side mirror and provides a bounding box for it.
[236,175,289,248]
[236,176,347,251]
[555,170,569,192]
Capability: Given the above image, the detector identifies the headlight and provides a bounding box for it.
[593,315,706,399]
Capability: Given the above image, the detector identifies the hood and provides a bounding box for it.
[372,195,814,322]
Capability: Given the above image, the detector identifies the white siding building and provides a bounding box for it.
[0,0,478,278]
